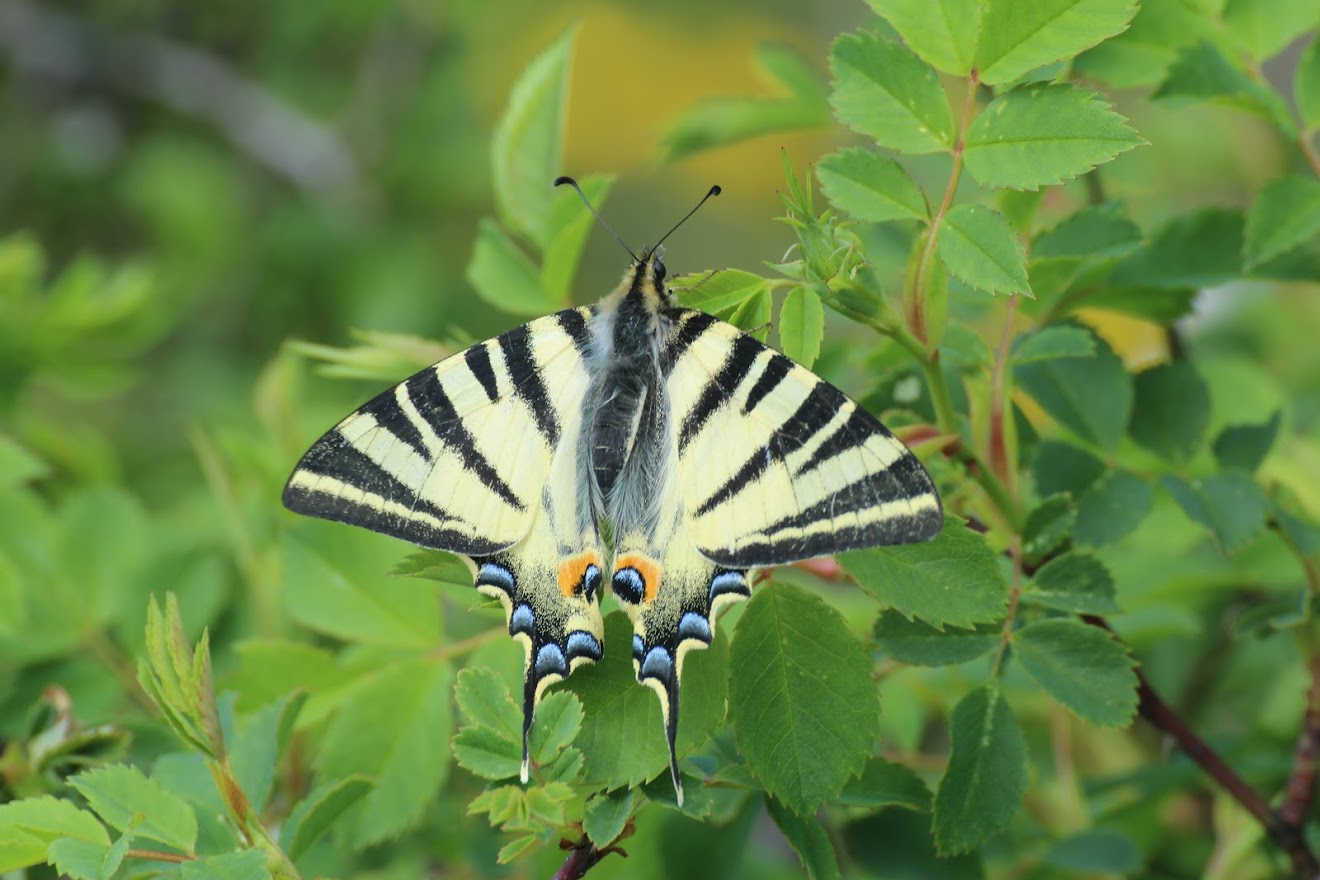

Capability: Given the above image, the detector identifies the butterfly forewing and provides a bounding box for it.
[283,309,593,554]
[663,309,942,567]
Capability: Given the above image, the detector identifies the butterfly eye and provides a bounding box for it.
[651,256,666,284]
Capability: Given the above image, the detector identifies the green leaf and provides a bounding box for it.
[1075,287,1198,322]
[1013,619,1138,726]
[1244,176,1320,267]
[1297,37,1320,130]
[1111,208,1244,288]
[542,173,614,304]
[1075,470,1153,546]
[568,612,728,790]
[1213,411,1281,472]
[1010,326,1096,365]
[939,322,993,368]
[180,851,271,880]
[839,515,1007,628]
[69,765,196,851]
[1015,331,1131,449]
[1022,493,1077,559]
[729,582,877,815]
[866,0,982,75]
[766,797,841,880]
[230,694,305,814]
[1162,473,1269,553]
[727,287,772,341]
[1028,552,1119,614]
[675,269,768,314]
[1153,41,1291,130]
[1033,202,1142,259]
[659,46,831,160]
[453,724,522,780]
[0,797,109,849]
[816,149,928,223]
[496,834,540,863]
[465,218,553,317]
[280,775,374,861]
[1029,440,1103,501]
[975,0,1139,85]
[778,286,825,368]
[529,691,584,766]
[1129,362,1211,462]
[454,666,522,734]
[1221,0,1320,62]
[939,204,1030,296]
[839,756,932,811]
[964,85,1143,190]
[933,684,1027,854]
[1072,0,1210,88]
[873,612,999,666]
[829,31,954,154]
[491,25,575,250]
[583,789,635,848]
[229,639,347,712]
[46,839,109,880]
[282,533,439,648]
[316,657,454,846]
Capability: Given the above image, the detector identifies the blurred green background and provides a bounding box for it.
[4,0,1320,876]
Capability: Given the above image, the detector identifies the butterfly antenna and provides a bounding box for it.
[653,184,722,253]
[554,176,637,261]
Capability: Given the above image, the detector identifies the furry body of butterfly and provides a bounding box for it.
[283,251,943,805]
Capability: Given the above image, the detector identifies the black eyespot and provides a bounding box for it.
[651,255,666,284]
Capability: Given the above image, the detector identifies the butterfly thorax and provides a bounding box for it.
[580,254,676,545]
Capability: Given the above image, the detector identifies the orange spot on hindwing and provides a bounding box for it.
[557,552,603,600]
[612,552,662,605]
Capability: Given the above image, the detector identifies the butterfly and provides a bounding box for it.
[282,178,943,804]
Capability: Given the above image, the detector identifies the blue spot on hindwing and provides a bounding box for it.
[640,646,673,682]
[678,611,712,644]
[582,564,602,602]
[565,630,603,662]
[477,561,515,594]
[632,634,645,661]
[535,643,567,678]
[613,567,644,604]
[509,603,534,636]
[709,569,748,601]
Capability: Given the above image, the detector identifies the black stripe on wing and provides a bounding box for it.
[694,380,848,517]
[404,368,525,511]
[283,437,504,555]
[500,324,560,446]
[696,458,940,566]
[661,310,718,376]
[464,344,499,402]
[678,333,764,452]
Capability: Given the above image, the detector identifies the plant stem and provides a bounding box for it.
[125,849,193,864]
[554,835,626,880]
[991,541,1022,677]
[988,295,1020,496]
[907,69,980,345]
[1085,616,1320,878]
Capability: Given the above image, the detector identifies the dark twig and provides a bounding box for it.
[1279,657,1320,830]
[554,835,627,880]
[1085,615,1320,878]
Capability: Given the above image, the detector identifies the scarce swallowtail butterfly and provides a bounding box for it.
[282,178,943,805]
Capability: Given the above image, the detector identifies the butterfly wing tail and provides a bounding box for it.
[615,542,751,804]
[474,543,605,784]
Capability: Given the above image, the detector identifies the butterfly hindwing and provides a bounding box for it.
[283,307,604,772]
[664,309,943,567]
